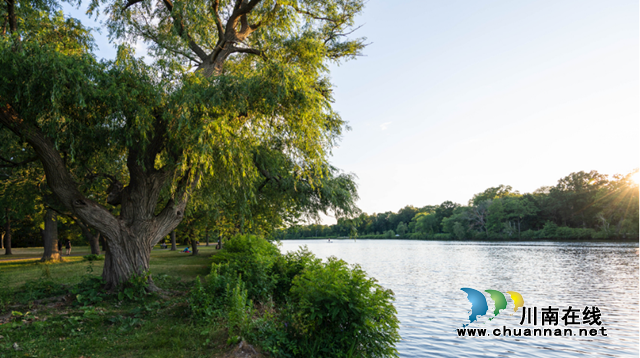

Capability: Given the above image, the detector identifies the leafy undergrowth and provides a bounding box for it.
[0,248,231,358]
[0,297,229,357]
[190,234,401,358]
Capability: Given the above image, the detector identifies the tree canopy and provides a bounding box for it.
[1,0,364,287]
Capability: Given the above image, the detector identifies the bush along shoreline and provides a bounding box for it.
[189,234,401,357]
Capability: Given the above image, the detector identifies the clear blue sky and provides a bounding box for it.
[64,0,639,224]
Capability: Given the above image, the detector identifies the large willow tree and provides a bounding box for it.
[0,0,364,289]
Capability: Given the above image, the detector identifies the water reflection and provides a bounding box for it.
[279,240,639,357]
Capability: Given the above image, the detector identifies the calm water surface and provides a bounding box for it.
[279,240,639,357]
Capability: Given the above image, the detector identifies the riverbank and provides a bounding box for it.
[281,236,639,242]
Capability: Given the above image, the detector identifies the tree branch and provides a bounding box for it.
[85,171,118,183]
[230,45,264,58]
[324,24,363,45]
[161,0,208,61]
[0,155,37,168]
[143,112,167,172]
[152,171,199,245]
[225,0,262,39]
[5,0,17,34]
[211,0,224,42]
[0,103,120,240]
[133,20,203,65]
[123,0,144,10]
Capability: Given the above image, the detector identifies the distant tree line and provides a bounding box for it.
[277,170,639,240]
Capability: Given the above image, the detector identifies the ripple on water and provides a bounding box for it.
[279,240,639,358]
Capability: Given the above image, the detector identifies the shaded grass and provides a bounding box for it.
[0,297,228,357]
[0,245,229,357]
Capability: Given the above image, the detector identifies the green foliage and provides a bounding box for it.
[2,0,364,271]
[226,280,254,343]
[396,222,407,237]
[117,271,152,302]
[283,169,639,241]
[13,279,67,304]
[471,185,517,206]
[287,257,400,357]
[82,254,105,261]
[211,234,281,301]
[108,314,144,333]
[272,246,321,303]
[189,234,280,322]
[244,307,296,356]
[190,276,223,319]
[72,276,107,306]
[414,212,438,236]
[190,235,400,357]
[0,271,9,310]
[542,221,558,238]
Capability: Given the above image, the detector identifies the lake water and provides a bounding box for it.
[279,240,639,357]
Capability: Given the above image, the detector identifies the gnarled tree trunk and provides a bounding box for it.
[1,106,191,290]
[4,208,11,255]
[102,231,152,288]
[41,209,61,262]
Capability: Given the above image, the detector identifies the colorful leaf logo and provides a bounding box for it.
[460,289,524,326]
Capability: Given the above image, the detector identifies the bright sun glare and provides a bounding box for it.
[632,172,640,185]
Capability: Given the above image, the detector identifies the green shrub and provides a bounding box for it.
[72,276,108,306]
[407,232,427,240]
[191,235,400,357]
[226,280,254,343]
[287,257,400,358]
[558,226,595,239]
[190,276,222,320]
[434,233,452,240]
[272,246,321,303]
[189,234,278,321]
[542,221,558,237]
[82,254,105,261]
[211,234,281,301]
[519,229,538,240]
[117,271,152,302]
[245,309,296,357]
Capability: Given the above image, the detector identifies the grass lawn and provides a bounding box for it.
[0,245,217,289]
[0,245,236,358]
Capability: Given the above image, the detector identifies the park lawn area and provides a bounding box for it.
[0,245,218,289]
[0,245,234,358]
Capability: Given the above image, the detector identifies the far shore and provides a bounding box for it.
[279,237,639,243]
